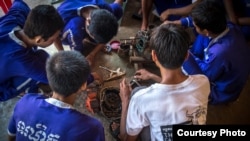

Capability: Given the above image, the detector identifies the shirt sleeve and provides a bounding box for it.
[0,81,20,101]
[184,35,225,82]
[61,17,86,52]
[97,3,123,20]
[0,0,30,34]
[13,49,49,84]
[180,16,194,27]
[126,95,148,136]
[8,113,17,136]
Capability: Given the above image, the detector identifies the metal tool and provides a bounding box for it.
[99,66,126,82]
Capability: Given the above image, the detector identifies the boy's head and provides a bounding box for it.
[46,51,90,97]
[150,24,190,69]
[24,5,64,47]
[191,0,227,35]
[86,9,118,44]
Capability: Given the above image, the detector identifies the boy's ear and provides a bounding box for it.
[34,36,42,44]
[204,29,210,37]
[81,82,87,91]
[151,50,157,62]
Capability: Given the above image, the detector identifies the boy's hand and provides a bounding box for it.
[119,78,131,103]
[134,69,152,81]
[91,72,103,84]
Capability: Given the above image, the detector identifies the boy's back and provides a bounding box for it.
[127,74,209,140]
[8,94,105,141]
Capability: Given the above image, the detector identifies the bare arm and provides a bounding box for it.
[223,0,250,26]
[114,0,124,6]
[86,44,104,66]
[134,69,162,83]
[160,0,202,21]
[162,20,182,26]
[119,79,130,141]
[223,0,238,24]
[119,79,138,141]
[238,17,250,26]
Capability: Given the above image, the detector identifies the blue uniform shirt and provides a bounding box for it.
[0,0,49,101]
[57,0,123,52]
[8,94,105,141]
[183,23,250,104]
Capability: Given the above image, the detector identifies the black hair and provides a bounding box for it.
[46,51,90,97]
[191,0,227,34]
[88,9,118,43]
[150,24,190,69]
[24,5,64,41]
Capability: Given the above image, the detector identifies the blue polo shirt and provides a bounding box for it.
[8,94,105,141]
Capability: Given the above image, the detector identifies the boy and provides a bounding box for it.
[181,0,250,104]
[55,0,124,65]
[119,24,210,140]
[8,51,105,141]
[0,0,64,101]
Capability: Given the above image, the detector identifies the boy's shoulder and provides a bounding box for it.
[190,74,209,83]
[19,93,45,103]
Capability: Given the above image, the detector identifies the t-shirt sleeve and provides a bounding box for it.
[61,17,86,52]
[0,0,30,34]
[8,113,17,136]
[98,3,123,20]
[126,96,147,136]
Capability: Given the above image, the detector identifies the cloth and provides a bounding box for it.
[57,0,123,53]
[183,23,250,104]
[126,75,210,141]
[0,0,48,101]
[8,94,105,141]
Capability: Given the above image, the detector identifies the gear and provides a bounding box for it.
[100,87,121,120]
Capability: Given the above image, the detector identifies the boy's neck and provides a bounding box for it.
[51,92,77,105]
[160,67,188,85]
[81,7,96,18]
[15,30,35,48]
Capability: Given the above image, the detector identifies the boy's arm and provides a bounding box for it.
[223,0,238,24]
[119,79,138,141]
[134,69,162,83]
[160,0,202,21]
[86,44,104,66]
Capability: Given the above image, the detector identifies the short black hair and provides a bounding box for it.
[24,5,64,41]
[150,24,190,69]
[88,9,118,43]
[46,51,90,97]
[191,0,227,34]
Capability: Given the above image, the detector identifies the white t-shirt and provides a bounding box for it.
[126,74,210,141]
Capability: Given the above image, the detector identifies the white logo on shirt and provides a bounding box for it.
[17,121,60,141]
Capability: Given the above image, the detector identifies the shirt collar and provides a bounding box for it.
[45,98,75,109]
[77,4,99,16]
[9,26,27,47]
[207,27,229,47]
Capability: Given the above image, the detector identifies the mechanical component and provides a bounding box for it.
[99,66,126,82]
[129,79,141,89]
[134,30,151,55]
[100,87,121,120]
